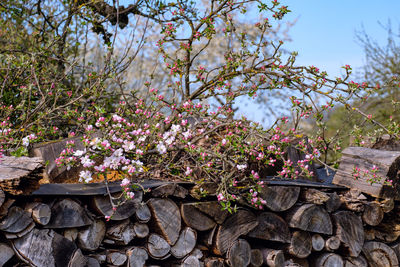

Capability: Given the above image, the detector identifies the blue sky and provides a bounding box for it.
[279,0,400,78]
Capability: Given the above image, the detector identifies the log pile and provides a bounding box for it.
[0,181,398,267]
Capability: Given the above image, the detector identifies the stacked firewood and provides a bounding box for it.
[0,179,400,267]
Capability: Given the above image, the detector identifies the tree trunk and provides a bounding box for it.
[314,253,343,267]
[147,233,171,260]
[181,203,216,231]
[332,147,400,199]
[286,204,332,235]
[226,239,251,267]
[77,219,106,251]
[127,247,148,267]
[288,231,311,259]
[362,241,399,267]
[259,186,300,212]
[148,198,181,245]
[362,202,384,226]
[333,211,364,257]
[311,234,325,251]
[171,227,197,259]
[261,248,284,267]
[247,212,290,243]
[213,209,258,255]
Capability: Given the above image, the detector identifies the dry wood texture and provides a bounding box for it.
[286,204,332,235]
[258,186,300,212]
[363,241,399,267]
[333,211,364,257]
[247,212,290,243]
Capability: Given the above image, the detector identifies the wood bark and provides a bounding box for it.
[332,147,400,199]
[288,231,312,259]
[226,239,251,267]
[12,229,77,267]
[25,202,51,226]
[0,242,14,266]
[148,198,181,245]
[261,248,284,267]
[213,209,258,255]
[171,227,197,259]
[92,191,142,221]
[181,203,216,231]
[77,219,106,251]
[147,233,171,259]
[258,186,300,212]
[151,183,188,198]
[362,241,399,267]
[314,253,344,267]
[247,212,290,243]
[46,198,92,228]
[127,247,148,267]
[0,156,43,195]
[300,188,330,205]
[333,211,364,257]
[362,202,384,226]
[286,204,332,235]
[311,234,325,251]
[0,206,33,234]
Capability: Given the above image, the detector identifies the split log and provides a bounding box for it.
[249,249,263,267]
[92,191,143,221]
[0,243,14,266]
[0,156,43,194]
[339,196,364,212]
[4,221,35,239]
[106,250,127,266]
[68,249,87,267]
[148,198,181,245]
[25,202,51,226]
[284,257,309,267]
[325,192,342,213]
[287,231,311,259]
[106,219,136,245]
[372,215,400,242]
[173,255,201,267]
[391,242,400,263]
[0,188,4,208]
[46,198,92,228]
[135,203,151,223]
[258,186,300,212]
[12,228,77,267]
[380,198,394,213]
[86,257,101,267]
[191,201,229,224]
[286,204,332,235]
[0,198,15,219]
[171,227,197,259]
[260,248,284,267]
[147,233,171,260]
[311,234,325,251]
[247,212,290,243]
[362,202,384,226]
[127,247,148,267]
[0,206,33,234]
[332,147,400,199]
[134,222,149,238]
[63,228,79,242]
[300,188,330,204]
[362,241,399,267]
[333,211,364,257]
[204,258,224,267]
[325,236,340,251]
[344,256,368,267]
[314,253,343,267]
[364,228,375,241]
[151,183,188,198]
[201,225,217,247]
[226,239,251,267]
[181,203,216,231]
[77,219,106,251]
[213,209,258,255]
